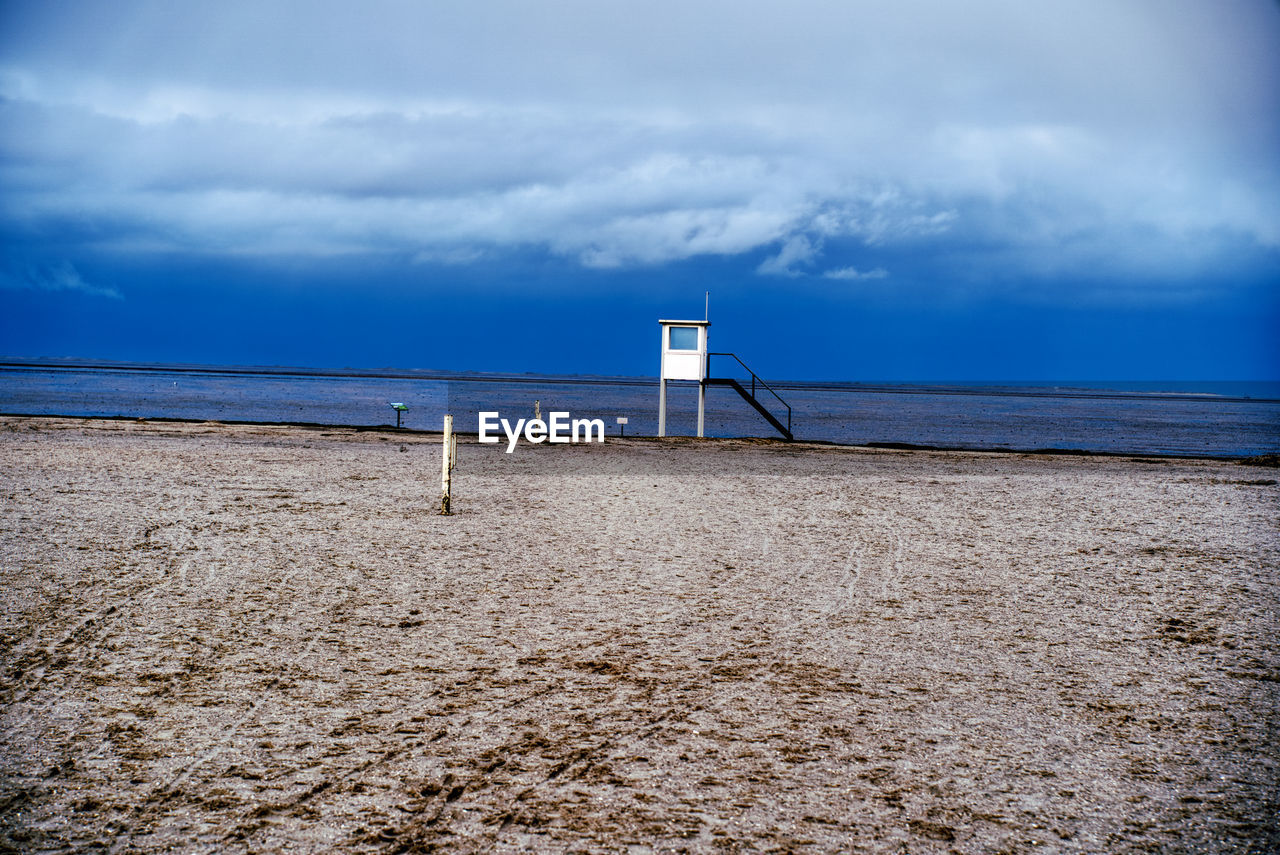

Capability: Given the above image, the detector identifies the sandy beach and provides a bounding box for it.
[1,415,1277,853]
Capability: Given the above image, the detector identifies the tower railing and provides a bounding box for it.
[705,352,793,440]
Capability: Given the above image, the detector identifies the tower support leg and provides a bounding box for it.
[697,380,705,438]
[658,379,667,437]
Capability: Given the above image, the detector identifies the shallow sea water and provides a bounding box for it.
[1,362,1277,457]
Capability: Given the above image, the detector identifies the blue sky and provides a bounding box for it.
[1,0,1278,380]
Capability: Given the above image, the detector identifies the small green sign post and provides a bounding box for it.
[390,402,408,429]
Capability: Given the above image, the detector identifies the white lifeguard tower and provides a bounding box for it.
[657,313,794,441]
[657,319,710,437]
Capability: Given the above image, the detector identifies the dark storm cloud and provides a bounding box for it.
[1,0,1277,293]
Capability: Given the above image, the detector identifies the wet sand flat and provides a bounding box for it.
[1,416,1277,853]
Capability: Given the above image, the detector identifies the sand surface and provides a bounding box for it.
[1,416,1277,853]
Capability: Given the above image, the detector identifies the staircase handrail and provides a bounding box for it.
[706,352,792,435]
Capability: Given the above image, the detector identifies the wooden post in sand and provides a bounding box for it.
[440,414,457,515]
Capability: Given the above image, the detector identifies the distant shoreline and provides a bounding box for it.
[3,357,1277,404]
[3,412,1275,466]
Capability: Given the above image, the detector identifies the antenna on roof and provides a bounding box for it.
[705,290,710,322]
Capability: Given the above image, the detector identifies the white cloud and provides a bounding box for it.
[411,247,485,266]
[0,261,121,298]
[757,235,820,277]
[823,266,889,281]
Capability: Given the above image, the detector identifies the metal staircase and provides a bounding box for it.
[704,352,793,440]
